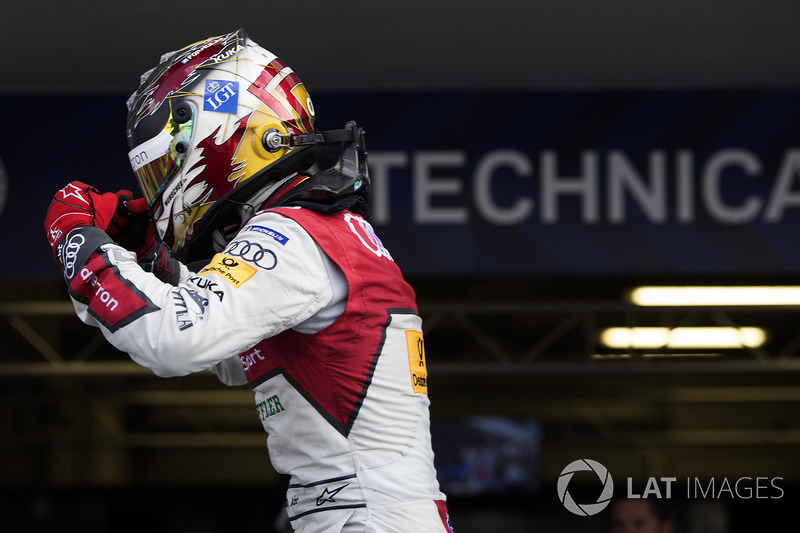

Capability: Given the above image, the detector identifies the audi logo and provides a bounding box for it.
[61,233,86,280]
[224,239,277,270]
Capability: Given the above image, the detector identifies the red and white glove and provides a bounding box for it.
[107,195,182,285]
[106,195,153,252]
[45,181,182,284]
[44,181,132,265]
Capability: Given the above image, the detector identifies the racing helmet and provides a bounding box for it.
[126,29,324,261]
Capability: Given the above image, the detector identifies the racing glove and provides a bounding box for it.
[109,195,183,286]
[45,181,133,272]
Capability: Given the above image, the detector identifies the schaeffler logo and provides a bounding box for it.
[558,459,614,516]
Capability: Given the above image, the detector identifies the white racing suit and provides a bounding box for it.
[61,206,453,533]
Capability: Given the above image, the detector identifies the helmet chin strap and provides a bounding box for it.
[265,121,370,216]
[179,121,369,264]
[209,173,298,254]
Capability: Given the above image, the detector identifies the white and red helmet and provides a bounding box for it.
[126,29,327,261]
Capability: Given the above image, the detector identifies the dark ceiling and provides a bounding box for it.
[2,0,800,94]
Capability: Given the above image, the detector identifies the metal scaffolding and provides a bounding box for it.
[2,295,800,485]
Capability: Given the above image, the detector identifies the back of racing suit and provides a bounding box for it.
[241,207,447,531]
[60,203,452,532]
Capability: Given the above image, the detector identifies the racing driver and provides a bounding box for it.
[44,29,454,533]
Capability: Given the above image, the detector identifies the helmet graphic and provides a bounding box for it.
[126,29,328,261]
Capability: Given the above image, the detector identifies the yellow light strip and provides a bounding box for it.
[601,327,766,349]
[630,286,800,306]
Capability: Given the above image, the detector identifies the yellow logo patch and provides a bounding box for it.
[406,330,428,395]
[198,254,257,288]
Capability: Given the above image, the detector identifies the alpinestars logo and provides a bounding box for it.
[558,459,614,516]
[316,484,348,506]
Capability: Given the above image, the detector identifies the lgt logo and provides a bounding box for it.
[204,79,239,113]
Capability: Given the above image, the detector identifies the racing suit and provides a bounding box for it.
[60,205,453,533]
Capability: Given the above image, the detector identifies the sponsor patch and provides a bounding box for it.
[224,239,278,270]
[240,346,265,374]
[255,394,285,421]
[406,330,428,395]
[68,252,158,331]
[58,232,86,279]
[203,79,239,113]
[106,247,137,264]
[171,287,209,331]
[199,253,257,287]
[188,275,225,301]
[242,225,290,245]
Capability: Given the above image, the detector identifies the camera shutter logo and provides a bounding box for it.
[557,459,614,516]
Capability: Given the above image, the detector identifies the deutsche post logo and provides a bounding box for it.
[406,330,428,395]
[199,253,257,287]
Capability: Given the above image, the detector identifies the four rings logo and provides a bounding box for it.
[224,239,277,270]
[59,233,86,280]
[558,459,614,516]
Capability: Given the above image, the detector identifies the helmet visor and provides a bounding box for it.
[128,114,194,206]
